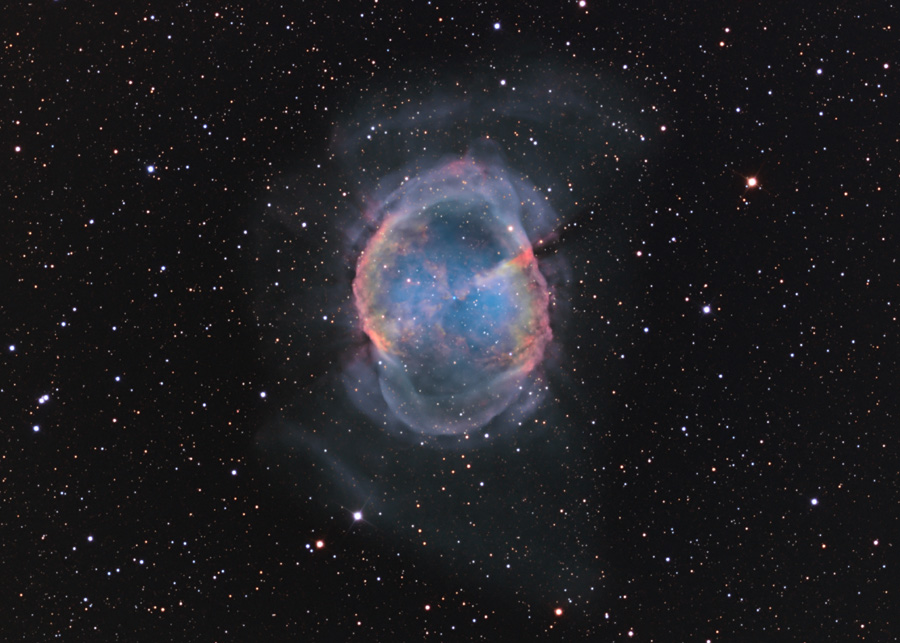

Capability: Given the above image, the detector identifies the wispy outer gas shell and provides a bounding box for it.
[352,154,552,435]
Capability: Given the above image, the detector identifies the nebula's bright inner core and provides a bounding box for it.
[352,156,552,435]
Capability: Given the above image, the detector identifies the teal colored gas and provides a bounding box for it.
[353,157,551,435]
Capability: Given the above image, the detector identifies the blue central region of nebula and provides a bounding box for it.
[373,200,516,393]
[352,156,552,436]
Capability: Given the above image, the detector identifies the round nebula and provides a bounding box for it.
[353,155,552,435]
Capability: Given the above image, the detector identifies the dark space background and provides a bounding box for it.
[3,2,896,641]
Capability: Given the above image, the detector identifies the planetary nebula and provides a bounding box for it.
[352,152,552,435]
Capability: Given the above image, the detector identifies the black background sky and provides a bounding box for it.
[4,1,897,641]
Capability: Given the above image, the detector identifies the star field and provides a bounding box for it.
[3,2,896,640]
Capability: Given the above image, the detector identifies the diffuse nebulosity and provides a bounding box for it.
[253,63,648,604]
[350,143,553,438]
